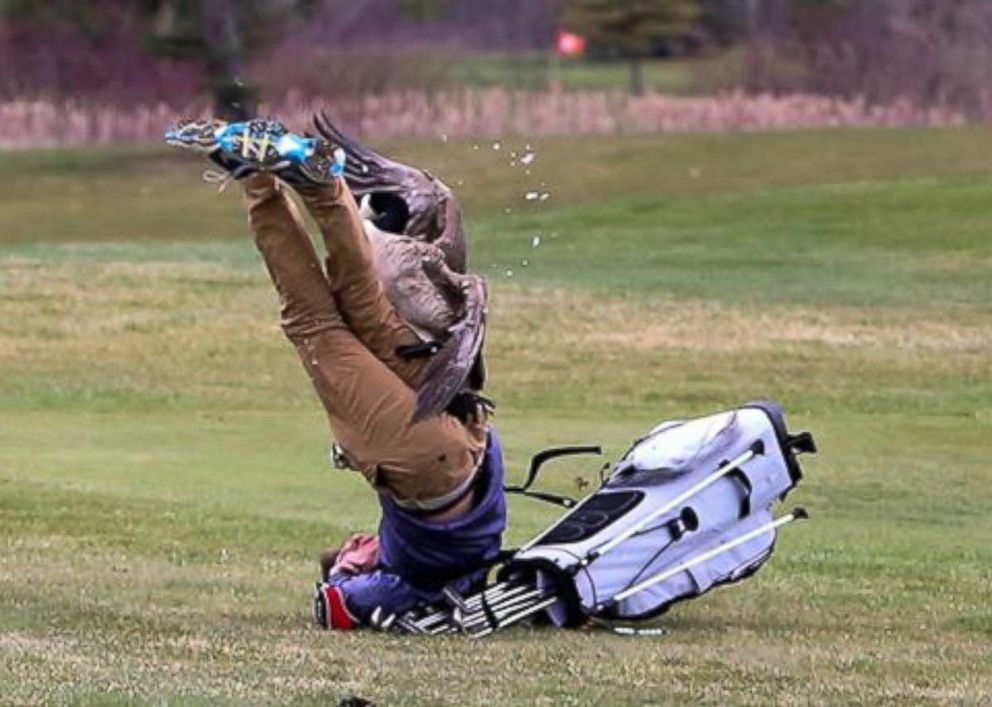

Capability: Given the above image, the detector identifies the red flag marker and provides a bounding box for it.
[556,31,586,57]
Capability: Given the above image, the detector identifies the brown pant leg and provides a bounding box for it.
[295,181,424,388]
[244,175,342,338]
[301,332,485,504]
[244,175,484,505]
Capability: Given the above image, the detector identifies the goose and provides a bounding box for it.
[359,193,462,342]
[315,113,486,421]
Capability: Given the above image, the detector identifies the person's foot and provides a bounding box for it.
[164,117,345,187]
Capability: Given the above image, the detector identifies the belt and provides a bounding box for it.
[390,454,484,515]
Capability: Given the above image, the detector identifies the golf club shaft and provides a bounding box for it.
[413,583,534,632]
[415,583,523,629]
[457,589,549,629]
[464,583,529,610]
[471,596,559,638]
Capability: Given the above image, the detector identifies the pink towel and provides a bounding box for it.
[329,533,380,576]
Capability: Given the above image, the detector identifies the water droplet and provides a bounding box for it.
[510,150,518,158]
[440,133,449,142]
[504,269,514,278]
[525,191,540,201]
[456,179,464,186]
[531,235,542,248]
[524,169,531,176]
[361,164,369,173]
[472,144,480,151]
[504,207,513,214]
[521,259,529,266]
[520,152,536,166]
[539,191,551,202]
[510,160,517,167]
[492,141,501,151]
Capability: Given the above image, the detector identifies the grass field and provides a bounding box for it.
[442,53,701,94]
[1,127,990,704]
[317,52,703,95]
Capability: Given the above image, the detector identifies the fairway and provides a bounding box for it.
[1,128,990,704]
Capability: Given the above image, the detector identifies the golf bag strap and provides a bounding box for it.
[505,445,602,508]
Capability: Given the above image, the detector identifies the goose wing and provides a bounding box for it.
[314,111,466,271]
[412,275,487,422]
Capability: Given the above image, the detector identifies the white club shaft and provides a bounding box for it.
[416,584,531,632]
[464,583,527,609]
[414,610,451,630]
[458,589,548,629]
[472,597,559,639]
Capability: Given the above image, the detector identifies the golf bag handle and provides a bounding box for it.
[505,445,603,508]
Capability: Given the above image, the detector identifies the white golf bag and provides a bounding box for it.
[389,400,816,636]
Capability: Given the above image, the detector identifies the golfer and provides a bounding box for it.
[167,118,506,629]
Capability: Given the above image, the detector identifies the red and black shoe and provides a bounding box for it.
[312,582,357,630]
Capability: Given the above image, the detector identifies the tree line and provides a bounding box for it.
[2,1,988,115]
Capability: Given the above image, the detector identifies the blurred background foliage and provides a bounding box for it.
[2,0,992,116]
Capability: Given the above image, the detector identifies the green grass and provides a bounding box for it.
[1,127,991,704]
[441,53,700,94]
